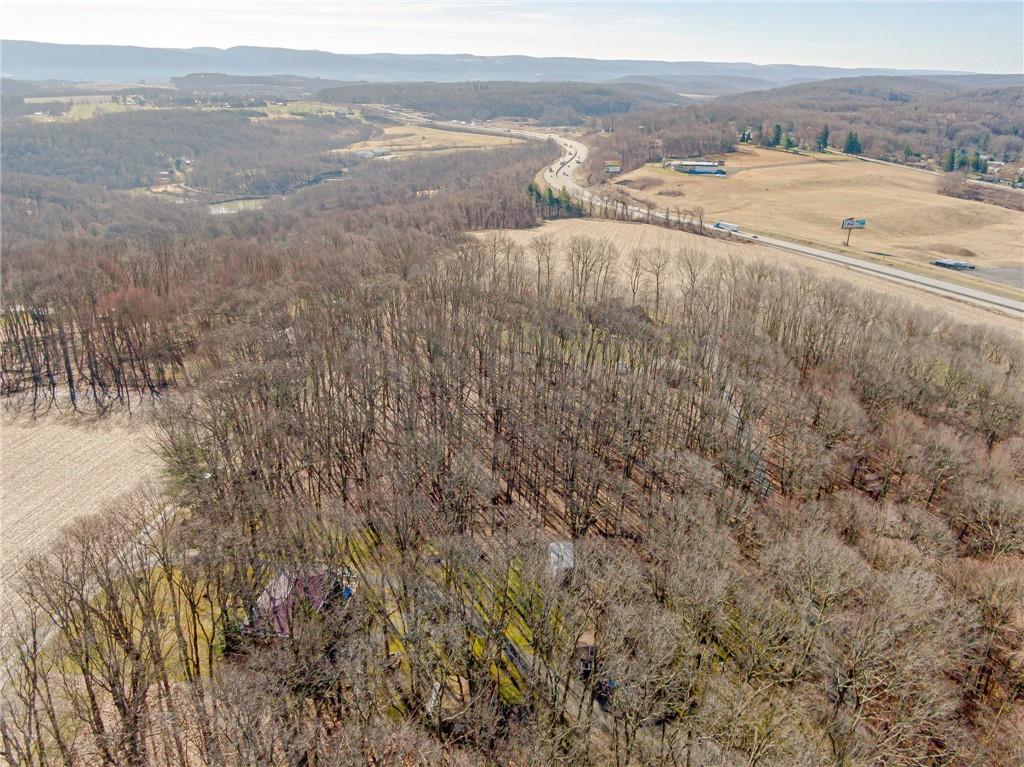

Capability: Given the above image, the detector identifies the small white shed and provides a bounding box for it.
[548,541,575,578]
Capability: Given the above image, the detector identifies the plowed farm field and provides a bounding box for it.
[0,414,163,596]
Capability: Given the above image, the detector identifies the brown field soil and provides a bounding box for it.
[340,125,522,157]
[0,414,163,595]
[616,146,1024,274]
[481,219,1022,332]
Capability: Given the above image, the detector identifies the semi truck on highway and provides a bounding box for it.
[714,221,741,232]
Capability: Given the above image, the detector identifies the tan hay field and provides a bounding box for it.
[616,146,1024,273]
[341,125,522,157]
[248,100,342,120]
[482,219,1022,332]
[0,414,163,595]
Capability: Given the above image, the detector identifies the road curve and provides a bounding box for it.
[536,133,1023,319]
[382,109,1023,320]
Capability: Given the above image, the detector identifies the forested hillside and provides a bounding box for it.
[582,105,739,179]
[582,75,1024,178]
[171,72,346,96]
[318,81,683,124]
[1,109,372,192]
[704,75,1024,163]
[1,86,1022,767]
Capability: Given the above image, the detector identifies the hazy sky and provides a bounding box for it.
[3,1,1022,72]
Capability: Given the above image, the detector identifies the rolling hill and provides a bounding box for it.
[1,39,974,84]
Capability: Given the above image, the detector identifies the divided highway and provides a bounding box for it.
[535,132,1024,319]
[386,110,1024,320]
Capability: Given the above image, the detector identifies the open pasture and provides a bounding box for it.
[341,124,522,158]
[615,146,1024,282]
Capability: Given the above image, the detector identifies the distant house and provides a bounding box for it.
[603,160,622,174]
[246,567,355,639]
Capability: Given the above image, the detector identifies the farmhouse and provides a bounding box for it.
[247,567,355,638]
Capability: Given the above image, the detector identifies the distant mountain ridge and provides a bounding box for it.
[0,39,977,85]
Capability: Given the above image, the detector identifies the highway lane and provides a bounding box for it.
[727,231,1024,315]
[379,109,1023,319]
[536,133,1024,319]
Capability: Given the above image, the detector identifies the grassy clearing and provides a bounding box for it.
[66,101,136,120]
[25,101,150,122]
[247,100,344,119]
[24,94,113,105]
[615,145,1024,275]
[208,198,266,215]
[340,125,522,158]
[27,99,336,124]
[46,566,223,678]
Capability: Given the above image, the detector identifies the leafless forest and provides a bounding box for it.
[580,76,1023,179]
[1,81,1023,767]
